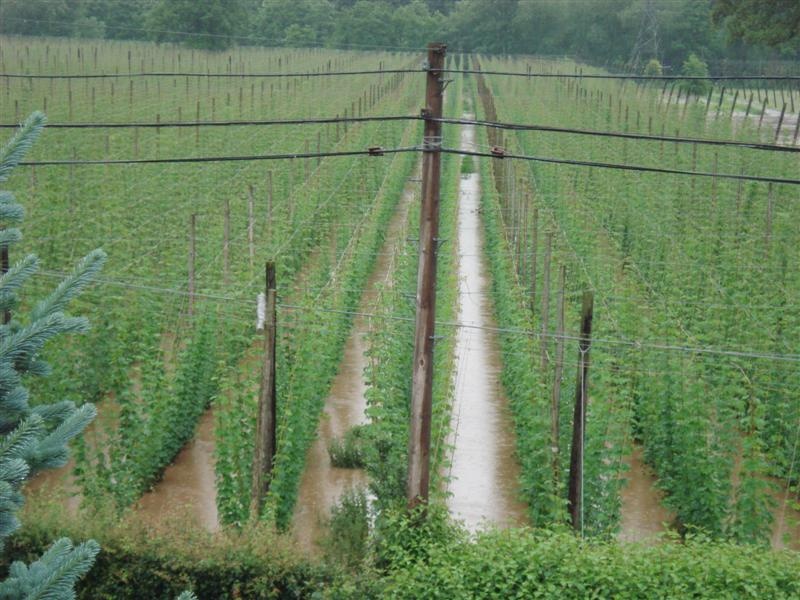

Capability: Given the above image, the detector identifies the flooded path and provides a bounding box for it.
[771,481,800,551]
[618,446,672,543]
[291,166,418,553]
[446,115,528,531]
[136,409,219,532]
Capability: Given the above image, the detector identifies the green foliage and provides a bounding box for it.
[3,0,797,67]
[712,0,800,50]
[3,500,329,599]
[361,77,462,511]
[322,488,370,569]
[328,425,367,469]
[643,58,663,76]
[145,0,245,50]
[382,529,800,598]
[0,113,106,597]
[680,53,712,96]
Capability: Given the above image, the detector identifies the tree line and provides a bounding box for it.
[0,0,798,73]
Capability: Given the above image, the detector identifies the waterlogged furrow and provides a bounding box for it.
[446,110,527,530]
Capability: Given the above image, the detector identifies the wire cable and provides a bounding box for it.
[19,146,417,166]
[0,115,420,129]
[442,69,800,82]
[441,148,800,186]
[1,69,422,79]
[434,116,800,154]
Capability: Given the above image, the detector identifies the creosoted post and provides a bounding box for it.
[251,261,277,518]
[407,42,446,511]
[568,291,593,533]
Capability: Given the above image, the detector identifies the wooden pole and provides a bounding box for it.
[774,102,787,144]
[407,42,446,511]
[251,262,277,517]
[530,207,538,314]
[188,214,196,318]
[248,184,255,272]
[765,183,773,255]
[551,265,566,482]
[223,198,231,286]
[568,291,594,533]
[540,231,553,371]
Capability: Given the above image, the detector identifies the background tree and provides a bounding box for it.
[712,0,800,51]
[146,0,246,50]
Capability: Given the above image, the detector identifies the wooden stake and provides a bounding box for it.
[568,291,594,533]
[540,231,553,371]
[248,184,255,272]
[765,183,773,255]
[551,265,566,482]
[530,207,538,314]
[188,214,196,318]
[407,42,446,511]
[251,262,277,518]
[774,102,787,143]
[223,198,230,286]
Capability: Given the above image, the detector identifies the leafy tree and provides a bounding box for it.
[146,0,246,50]
[680,52,711,95]
[712,0,800,50]
[331,1,397,48]
[0,113,106,597]
[0,0,81,37]
[644,58,663,76]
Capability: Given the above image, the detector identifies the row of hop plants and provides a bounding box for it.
[477,54,799,543]
[214,117,422,529]
[361,74,463,513]
[4,38,424,513]
[469,69,631,536]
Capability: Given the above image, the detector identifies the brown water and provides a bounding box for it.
[291,168,417,553]
[618,446,673,543]
[446,116,528,531]
[136,409,219,532]
[26,399,119,514]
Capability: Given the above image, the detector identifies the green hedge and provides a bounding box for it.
[3,499,329,599]
[8,498,800,598]
[380,529,800,599]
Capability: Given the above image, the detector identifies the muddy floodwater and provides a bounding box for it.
[446,116,528,531]
[618,446,672,543]
[292,169,417,552]
[137,409,219,532]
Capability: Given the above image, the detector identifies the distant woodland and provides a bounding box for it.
[1,0,799,72]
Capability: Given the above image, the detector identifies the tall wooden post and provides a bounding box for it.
[540,231,553,371]
[248,184,255,272]
[530,208,538,314]
[188,214,196,318]
[568,291,594,533]
[774,103,787,143]
[251,261,277,517]
[407,42,446,511]
[551,265,566,482]
[223,198,231,286]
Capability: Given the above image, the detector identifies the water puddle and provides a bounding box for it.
[136,409,219,532]
[291,168,417,553]
[26,399,119,514]
[618,445,672,543]
[446,115,528,531]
